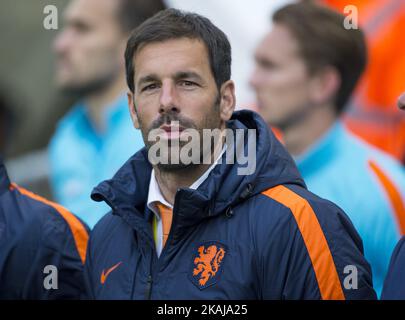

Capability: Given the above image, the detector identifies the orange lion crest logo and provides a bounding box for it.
[190,242,227,289]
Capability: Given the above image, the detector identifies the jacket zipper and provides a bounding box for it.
[145,222,159,300]
[144,190,183,300]
[145,224,157,300]
[145,275,153,300]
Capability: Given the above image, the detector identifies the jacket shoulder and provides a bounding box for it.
[381,236,405,299]
[256,183,376,300]
[10,183,89,264]
[87,211,124,253]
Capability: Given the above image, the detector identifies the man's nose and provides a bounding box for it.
[159,81,179,113]
[53,29,71,55]
[249,68,261,90]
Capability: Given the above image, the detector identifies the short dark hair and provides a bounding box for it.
[125,8,232,93]
[116,0,166,33]
[273,1,367,113]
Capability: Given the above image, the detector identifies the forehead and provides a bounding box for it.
[134,38,213,81]
[64,0,118,26]
[255,23,301,61]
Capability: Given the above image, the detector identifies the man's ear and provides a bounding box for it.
[219,80,236,122]
[127,91,140,129]
[309,66,341,106]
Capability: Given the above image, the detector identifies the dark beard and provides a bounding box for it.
[139,94,222,172]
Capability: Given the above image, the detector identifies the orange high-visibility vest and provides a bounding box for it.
[323,0,405,163]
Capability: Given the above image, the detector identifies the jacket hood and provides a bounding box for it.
[91,110,305,225]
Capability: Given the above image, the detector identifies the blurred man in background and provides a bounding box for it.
[250,2,405,296]
[323,0,405,164]
[49,0,166,228]
[0,92,89,299]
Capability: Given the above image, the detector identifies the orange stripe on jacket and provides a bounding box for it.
[369,160,405,234]
[10,183,89,264]
[262,185,345,300]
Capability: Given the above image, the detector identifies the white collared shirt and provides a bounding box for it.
[147,147,226,256]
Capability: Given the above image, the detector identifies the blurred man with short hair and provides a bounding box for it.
[250,2,405,296]
[49,0,165,228]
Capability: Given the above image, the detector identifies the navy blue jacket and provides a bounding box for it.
[381,236,405,299]
[0,161,89,299]
[86,110,376,300]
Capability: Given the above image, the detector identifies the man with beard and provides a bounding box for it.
[83,9,376,299]
[49,0,165,228]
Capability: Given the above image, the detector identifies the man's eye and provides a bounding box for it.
[71,21,91,33]
[142,84,158,92]
[260,60,277,70]
[179,80,197,87]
